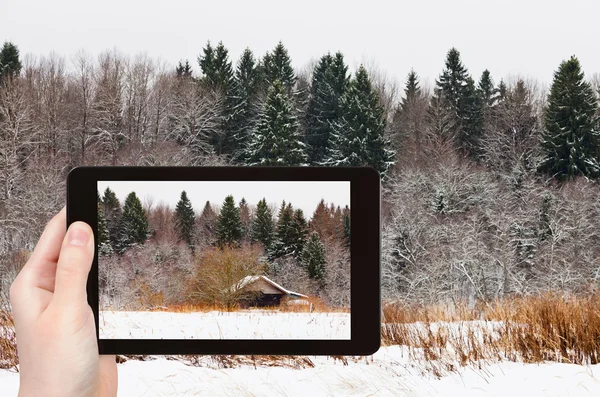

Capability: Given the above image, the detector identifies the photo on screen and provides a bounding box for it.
[96,180,351,340]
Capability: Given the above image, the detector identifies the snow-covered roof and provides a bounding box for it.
[232,275,309,299]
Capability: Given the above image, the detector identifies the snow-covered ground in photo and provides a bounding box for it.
[99,310,351,339]
[2,345,600,396]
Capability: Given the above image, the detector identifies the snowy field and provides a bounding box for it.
[99,310,351,339]
[2,345,600,396]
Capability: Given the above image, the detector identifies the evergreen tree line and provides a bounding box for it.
[98,187,350,282]
[2,40,600,303]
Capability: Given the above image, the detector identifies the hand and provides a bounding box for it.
[9,208,118,397]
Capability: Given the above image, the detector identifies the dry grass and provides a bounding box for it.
[0,294,18,371]
[382,293,600,376]
[2,292,600,374]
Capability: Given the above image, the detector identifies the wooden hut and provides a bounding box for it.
[231,275,308,307]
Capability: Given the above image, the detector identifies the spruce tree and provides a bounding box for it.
[176,60,193,79]
[269,201,295,259]
[391,69,427,155]
[289,209,309,257]
[539,56,600,179]
[301,232,327,280]
[239,197,251,240]
[325,66,395,176]
[478,69,495,107]
[434,48,484,159]
[97,194,113,255]
[216,195,243,246]
[262,42,296,92]
[0,42,22,84]
[198,41,216,84]
[305,52,349,164]
[231,48,261,162]
[102,187,122,250]
[343,206,351,245]
[251,198,275,249]
[246,80,307,165]
[174,190,196,250]
[118,192,149,253]
[197,201,218,246]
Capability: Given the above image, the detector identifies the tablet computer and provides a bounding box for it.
[67,166,380,355]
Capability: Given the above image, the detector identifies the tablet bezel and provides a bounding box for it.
[67,166,380,355]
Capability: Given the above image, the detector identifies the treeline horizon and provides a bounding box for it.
[2,38,600,306]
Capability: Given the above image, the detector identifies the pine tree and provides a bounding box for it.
[305,52,349,164]
[262,42,296,92]
[198,41,216,84]
[174,190,196,250]
[289,209,309,257]
[246,80,307,165]
[478,70,495,107]
[97,193,113,255]
[269,201,295,259]
[391,69,427,156]
[239,197,251,240]
[539,56,600,179]
[102,187,122,250]
[434,48,484,159]
[230,48,262,162]
[0,42,22,84]
[197,201,218,246]
[176,60,193,78]
[301,232,327,280]
[325,66,395,176]
[251,198,275,249]
[216,195,243,246]
[117,192,149,253]
[343,206,351,245]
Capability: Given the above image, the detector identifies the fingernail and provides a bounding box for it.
[69,224,90,246]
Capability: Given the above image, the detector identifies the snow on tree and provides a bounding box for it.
[269,201,295,259]
[198,41,236,155]
[216,195,243,247]
[230,48,262,162]
[174,190,196,250]
[251,198,275,249]
[343,205,351,245]
[262,42,296,92]
[301,232,327,280]
[246,79,307,166]
[324,65,395,176]
[117,191,149,253]
[97,193,113,255]
[539,56,600,180]
[305,52,349,164]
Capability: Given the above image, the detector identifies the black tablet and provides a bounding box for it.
[67,166,381,355]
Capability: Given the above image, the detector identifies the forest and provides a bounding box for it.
[0,39,600,308]
[97,187,351,310]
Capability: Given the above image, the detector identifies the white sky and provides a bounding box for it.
[97,181,350,217]
[3,0,600,87]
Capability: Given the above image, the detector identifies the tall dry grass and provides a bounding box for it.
[382,293,600,376]
[0,294,18,371]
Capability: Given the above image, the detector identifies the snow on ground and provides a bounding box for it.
[100,310,351,339]
[2,345,599,396]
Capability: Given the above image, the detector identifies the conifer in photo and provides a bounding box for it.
[174,190,196,250]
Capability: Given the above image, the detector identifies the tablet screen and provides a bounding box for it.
[96,181,351,340]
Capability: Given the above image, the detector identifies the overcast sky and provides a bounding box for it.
[3,0,599,87]
[97,181,350,217]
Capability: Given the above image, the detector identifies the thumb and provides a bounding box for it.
[52,222,95,309]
